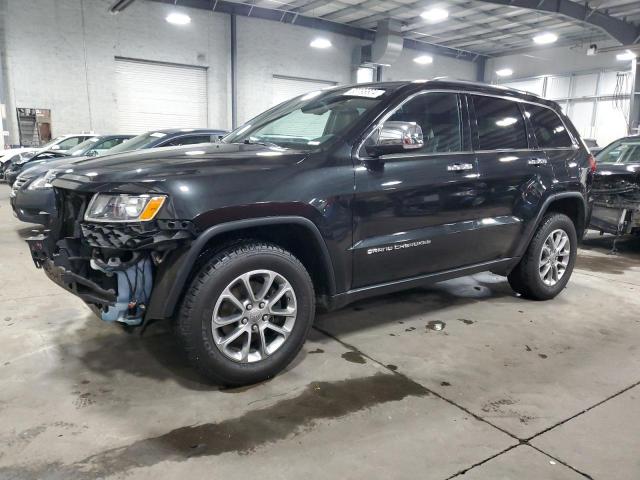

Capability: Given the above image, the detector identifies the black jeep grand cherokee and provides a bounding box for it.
[27,80,594,386]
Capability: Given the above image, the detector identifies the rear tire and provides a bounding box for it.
[175,241,315,386]
[508,213,577,300]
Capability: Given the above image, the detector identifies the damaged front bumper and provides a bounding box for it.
[26,219,196,326]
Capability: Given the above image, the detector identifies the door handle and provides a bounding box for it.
[447,163,474,172]
[528,158,548,166]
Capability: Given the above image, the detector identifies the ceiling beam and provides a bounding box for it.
[471,0,640,45]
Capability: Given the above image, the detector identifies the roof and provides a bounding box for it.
[352,79,556,106]
[154,128,227,135]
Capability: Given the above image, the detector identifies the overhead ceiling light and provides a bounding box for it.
[533,32,558,45]
[166,12,191,25]
[310,38,332,49]
[496,68,513,77]
[413,55,434,65]
[617,50,636,61]
[420,7,449,23]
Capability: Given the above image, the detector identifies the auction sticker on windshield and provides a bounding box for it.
[343,88,386,98]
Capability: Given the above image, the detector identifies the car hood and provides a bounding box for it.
[53,143,309,192]
[18,156,90,181]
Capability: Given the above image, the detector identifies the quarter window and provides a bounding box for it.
[472,96,527,150]
[524,105,573,148]
[386,92,462,153]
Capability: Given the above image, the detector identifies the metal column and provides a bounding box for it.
[230,14,238,130]
[629,58,640,135]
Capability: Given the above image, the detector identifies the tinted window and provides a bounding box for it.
[162,135,210,147]
[524,105,572,148]
[387,92,462,153]
[57,136,84,149]
[95,137,128,150]
[597,139,640,164]
[473,96,527,150]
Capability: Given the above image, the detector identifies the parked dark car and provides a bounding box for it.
[3,150,61,185]
[11,129,225,224]
[0,150,36,180]
[4,135,134,185]
[590,135,640,236]
[25,81,593,386]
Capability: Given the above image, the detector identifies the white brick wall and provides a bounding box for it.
[4,0,229,143]
[2,0,481,144]
[382,48,476,83]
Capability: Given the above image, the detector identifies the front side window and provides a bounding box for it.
[472,96,527,150]
[524,105,573,148]
[57,136,84,149]
[67,137,101,156]
[224,86,391,150]
[105,132,166,155]
[385,92,462,153]
[95,138,129,150]
[597,139,640,164]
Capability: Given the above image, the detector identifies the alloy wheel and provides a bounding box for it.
[211,270,297,363]
[539,229,571,286]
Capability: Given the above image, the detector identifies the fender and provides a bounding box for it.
[512,191,588,259]
[146,216,337,320]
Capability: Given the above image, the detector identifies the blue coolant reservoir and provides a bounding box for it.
[91,257,153,326]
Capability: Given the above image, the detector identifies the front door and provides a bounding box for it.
[352,91,485,288]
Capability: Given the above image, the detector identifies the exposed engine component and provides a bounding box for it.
[91,255,153,326]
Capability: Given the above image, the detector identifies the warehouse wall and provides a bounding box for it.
[485,43,625,83]
[3,0,229,143]
[235,16,363,124]
[382,48,476,82]
[2,0,482,144]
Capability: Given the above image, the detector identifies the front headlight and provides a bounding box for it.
[27,175,52,190]
[85,194,167,222]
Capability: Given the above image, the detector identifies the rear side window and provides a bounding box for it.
[472,96,527,150]
[524,105,573,148]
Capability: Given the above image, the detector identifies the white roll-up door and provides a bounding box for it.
[272,75,337,106]
[115,58,208,133]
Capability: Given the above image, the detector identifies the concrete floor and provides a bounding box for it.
[1,183,639,480]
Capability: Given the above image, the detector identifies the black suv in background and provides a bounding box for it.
[26,81,593,386]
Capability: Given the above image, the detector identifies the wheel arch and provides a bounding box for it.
[514,192,587,259]
[146,216,337,320]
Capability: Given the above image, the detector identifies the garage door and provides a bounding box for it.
[115,58,208,133]
[272,75,337,106]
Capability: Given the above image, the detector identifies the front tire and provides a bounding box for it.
[176,241,315,386]
[508,213,577,300]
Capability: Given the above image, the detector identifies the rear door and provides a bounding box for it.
[469,94,554,260]
[352,91,486,288]
[522,103,580,186]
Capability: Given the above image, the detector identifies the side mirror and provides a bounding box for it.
[87,150,98,157]
[50,144,60,150]
[365,121,424,158]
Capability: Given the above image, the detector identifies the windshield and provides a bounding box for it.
[597,139,640,164]
[106,131,167,155]
[39,136,64,149]
[67,137,101,156]
[223,86,390,150]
